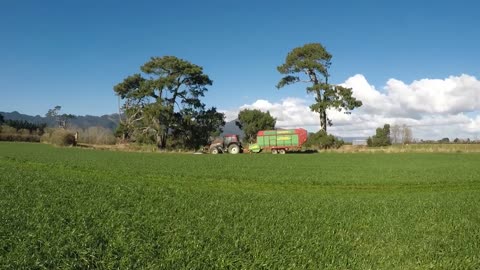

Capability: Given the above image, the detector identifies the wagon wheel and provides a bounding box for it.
[279,149,286,154]
[210,148,219,154]
[272,149,278,154]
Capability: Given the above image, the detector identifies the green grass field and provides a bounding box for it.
[1,142,480,269]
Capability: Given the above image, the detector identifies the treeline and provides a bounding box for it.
[3,119,47,134]
[419,138,480,144]
[0,114,116,145]
[367,123,480,147]
[0,115,46,142]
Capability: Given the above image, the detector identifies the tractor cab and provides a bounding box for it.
[223,134,240,145]
[208,134,242,154]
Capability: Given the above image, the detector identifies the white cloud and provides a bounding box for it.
[221,74,480,140]
[242,98,319,128]
[219,109,239,123]
[385,75,480,114]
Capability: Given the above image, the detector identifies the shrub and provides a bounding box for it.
[367,124,392,147]
[305,130,344,149]
[0,133,41,142]
[0,125,41,142]
[0,125,17,134]
[41,129,76,146]
[77,127,116,145]
[18,129,31,135]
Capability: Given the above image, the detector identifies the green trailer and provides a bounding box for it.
[249,128,308,154]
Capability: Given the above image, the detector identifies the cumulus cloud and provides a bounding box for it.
[222,74,480,140]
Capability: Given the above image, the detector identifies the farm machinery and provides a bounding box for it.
[248,128,308,154]
[208,134,243,154]
[207,129,308,154]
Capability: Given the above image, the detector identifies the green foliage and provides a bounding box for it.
[114,56,223,150]
[304,130,344,149]
[1,143,480,268]
[277,43,362,132]
[277,43,332,81]
[0,114,4,124]
[114,122,129,140]
[2,119,46,135]
[367,124,392,147]
[0,134,38,142]
[438,137,450,143]
[0,125,16,134]
[45,106,76,128]
[173,107,225,150]
[0,121,44,142]
[41,129,76,146]
[236,109,276,143]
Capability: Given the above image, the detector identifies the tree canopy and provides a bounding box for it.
[236,109,276,143]
[45,106,75,129]
[1,119,46,135]
[277,43,362,133]
[367,124,392,147]
[114,56,224,149]
[304,130,344,150]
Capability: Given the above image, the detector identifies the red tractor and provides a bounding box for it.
[208,134,243,154]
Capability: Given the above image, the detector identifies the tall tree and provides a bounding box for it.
[236,109,276,143]
[173,107,225,149]
[0,114,4,125]
[276,43,362,132]
[367,124,391,147]
[114,56,222,149]
[401,124,413,144]
[45,106,75,128]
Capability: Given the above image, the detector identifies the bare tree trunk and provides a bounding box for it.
[320,110,327,133]
[157,132,167,149]
[314,86,327,133]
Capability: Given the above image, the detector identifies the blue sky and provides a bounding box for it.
[0,0,478,119]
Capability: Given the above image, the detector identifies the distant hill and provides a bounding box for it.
[0,112,245,136]
[0,111,120,131]
[221,120,244,138]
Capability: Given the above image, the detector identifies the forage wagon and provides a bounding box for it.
[248,128,308,154]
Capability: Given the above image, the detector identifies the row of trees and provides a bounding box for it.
[114,43,363,149]
[368,123,480,147]
[0,118,47,135]
[424,137,480,144]
[0,115,46,142]
[367,124,413,147]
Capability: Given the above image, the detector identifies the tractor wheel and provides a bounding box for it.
[272,149,278,154]
[279,149,286,154]
[228,144,240,154]
[210,148,219,154]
